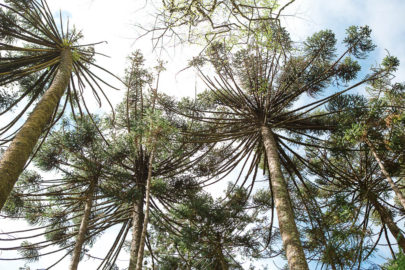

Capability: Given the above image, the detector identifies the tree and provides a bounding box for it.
[1,116,124,269]
[146,185,271,269]
[325,72,405,210]
[99,51,214,269]
[298,91,405,268]
[1,51,215,269]
[166,24,396,269]
[305,139,405,268]
[0,0,116,210]
[142,0,295,50]
[362,79,405,210]
[383,252,405,270]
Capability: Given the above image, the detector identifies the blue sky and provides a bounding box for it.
[1,0,405,269]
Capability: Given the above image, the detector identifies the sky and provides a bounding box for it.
[1,0,405,269]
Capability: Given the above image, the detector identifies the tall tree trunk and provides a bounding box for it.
[0,49,73,210]
[365,139,405,210]
[368,191,405,251]
[135,148,155,270]
[69,178,97,270]
[217,245,228,270]
[261,126,309,270]
[128,184,145,270]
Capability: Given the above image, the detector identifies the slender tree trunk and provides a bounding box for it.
[218,254,229,270]
[0,49,73,210]
[135,148,155,270]
[69,178,97,270]
[261,126,309,270]
[128,184,145,270]
[365,139,405,210]
[368,191,405,251]
[217,246,229,270]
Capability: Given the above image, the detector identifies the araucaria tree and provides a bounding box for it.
[0,116,125,269]
[101,51,208,269]
[1,0,405,269]
[146,185,271,269]
[0,0,116,209]
[170,24,397,269]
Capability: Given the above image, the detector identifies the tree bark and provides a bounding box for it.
[128,184,145,270]
[217,246,229,270]
[0,49,73,210]
[135,148,155,270]
[69,178,97,270]
[365,138,405,210]
[261,126,309,270]
[368,191,405,251]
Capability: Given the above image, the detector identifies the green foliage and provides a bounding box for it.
[336,57,361,82]
[18,241,39,262]
[3,170,42,216]
[0,0,117,143]
[343,122,366,143]
[343,25,376,59]
[304,29,337,62]
[383,253,405,270]
[153,0,285,48]
[0,87,17,110]
[2,190,24,216]
[147,186,267,268]
[2,1,404,269]
[382,55,400,71]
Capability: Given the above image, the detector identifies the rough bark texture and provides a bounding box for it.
[365,139,405,210]
[218,247,229,270]
[135,148,155,270]
[0,49,73,210]
[69,179,96,270]
[128,186,145,270]
[369,191,405,251]
[261,126,309,270]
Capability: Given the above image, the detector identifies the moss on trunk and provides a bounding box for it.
[261,126,309,270]
[0,49,73,210]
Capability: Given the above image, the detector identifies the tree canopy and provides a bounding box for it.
[0,0,404,269]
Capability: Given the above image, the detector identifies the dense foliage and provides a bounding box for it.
[0,0,404,269]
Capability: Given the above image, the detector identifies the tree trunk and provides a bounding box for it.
[368,191,405,251]
[261,126,309,270]
[128,185,145,270]
[365,139,405,210]
[217,246,228,270]
[69,178,97,270]
[0,49,73,210]
[135,148,155,270]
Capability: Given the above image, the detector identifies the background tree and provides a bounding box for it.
[304,140,404,268]
[353,77,405,209]
[146,185,272,269]
[140,0,295,51]
[1,115,128,269]
[296,89,405,268]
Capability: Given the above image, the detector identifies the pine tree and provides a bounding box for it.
[1,116,123,268]
[166,24,393,269]
[146,185,271,269]
[100,51,211,269]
